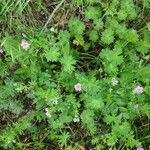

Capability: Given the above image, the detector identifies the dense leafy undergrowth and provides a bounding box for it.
[0,0,150,150]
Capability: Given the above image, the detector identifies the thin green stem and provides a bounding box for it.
[40,0,65,33]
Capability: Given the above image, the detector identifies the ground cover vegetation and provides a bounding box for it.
[0,0,150,149]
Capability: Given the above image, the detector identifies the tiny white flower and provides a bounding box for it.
[45,111,51,118]
[45,108,51,118]
[134,103,139,109]
[45,108,49,112]
[73,117,80,122]
[0,48,3,54]
[53,99,58,105]
[50,27,57,33]
[50,27,55,32]
[111,78,119,86]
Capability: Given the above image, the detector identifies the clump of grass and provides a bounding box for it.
[0,0,66,33]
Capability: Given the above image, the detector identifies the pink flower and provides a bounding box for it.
[21,40,30,50]
[0,48,3,54]
[137,147,144,150]
[74,83,82,92]
[134,86,144,94]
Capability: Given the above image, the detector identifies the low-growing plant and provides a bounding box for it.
[0,0,150,149]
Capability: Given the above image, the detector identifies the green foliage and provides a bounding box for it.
[119,0,137,20]
[89,30,99,42]
[125,29,139,43]
[0,0,150,149]
[45,46,60,62]
[85,6,101,20]
[101,28,114,44]
[100,44,124,74]
[68,17,85,36]
[61,55,76,73]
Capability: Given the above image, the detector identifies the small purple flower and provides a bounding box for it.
[137,147,144,150]
[134,103,139,109]
[134,86,144,94]
[21,40,30,50]
[0,48,3,54]
[74,83,82,92]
